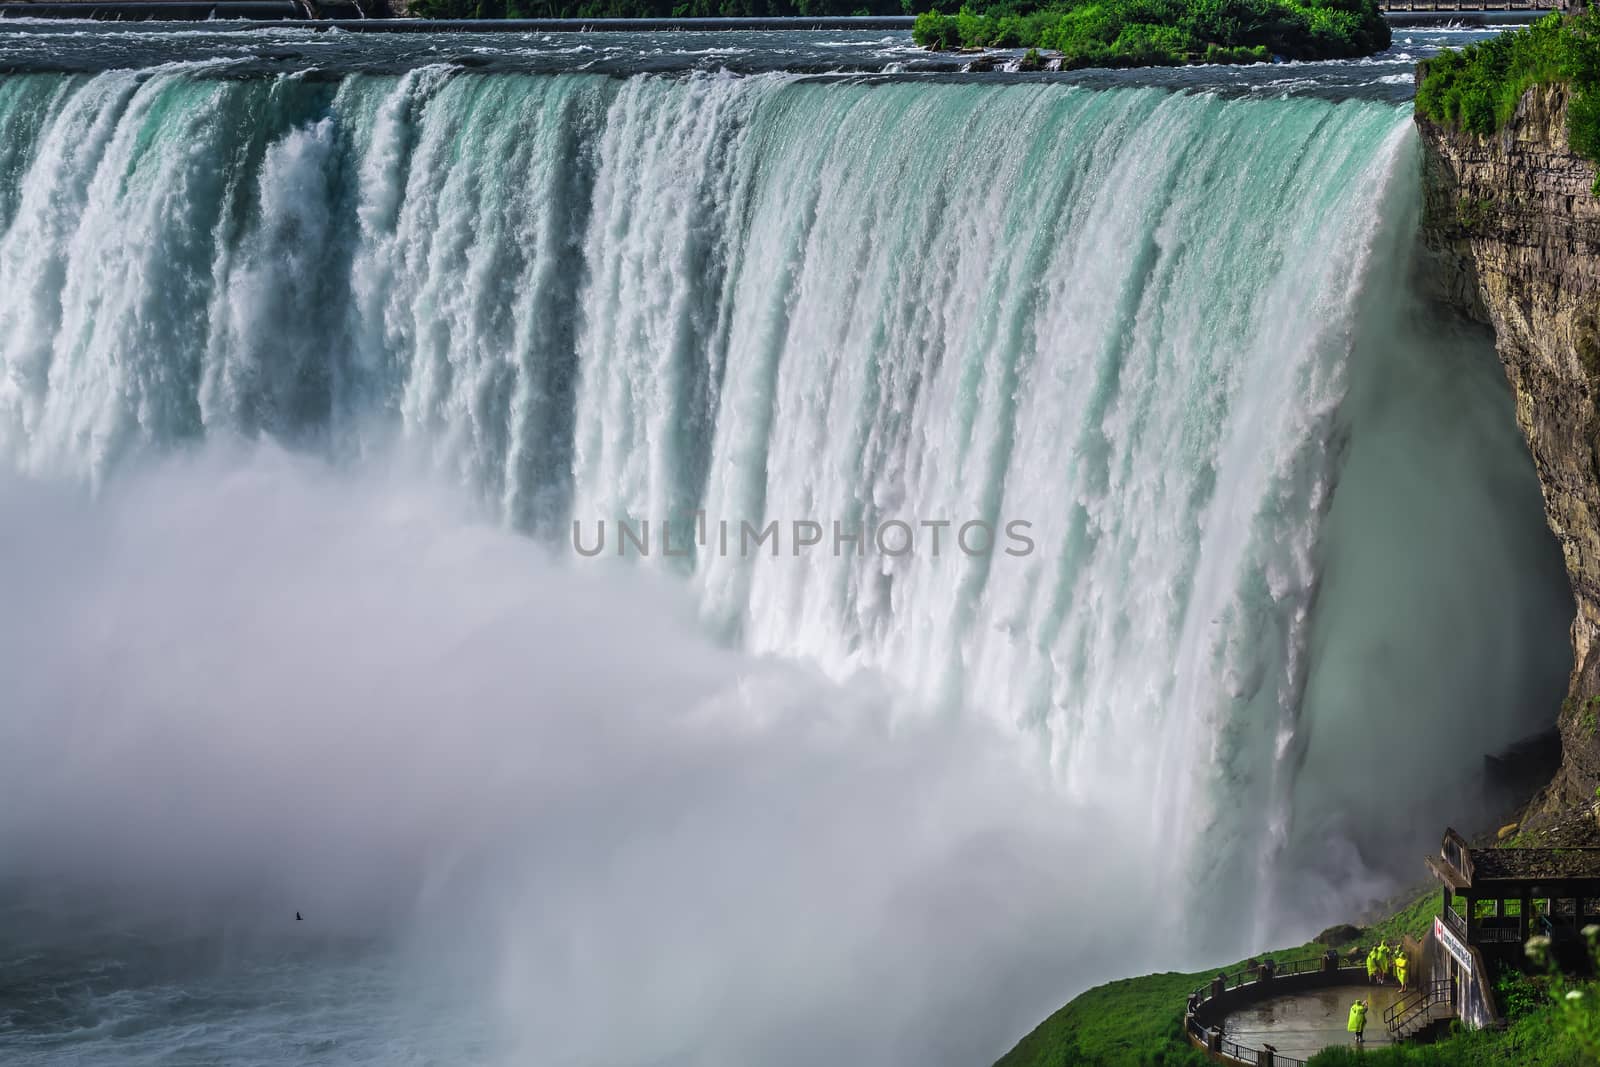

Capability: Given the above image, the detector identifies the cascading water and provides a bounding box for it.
[0,43,1576,1064]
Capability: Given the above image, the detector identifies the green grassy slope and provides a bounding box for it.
[994,942,1334,1067]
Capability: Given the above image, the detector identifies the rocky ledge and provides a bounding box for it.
[1416,75,1600,816]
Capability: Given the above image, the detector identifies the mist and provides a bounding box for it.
[0,444,1166,1066]
[1270,237,1574,931]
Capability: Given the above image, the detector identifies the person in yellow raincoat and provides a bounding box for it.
[1365,946,1379,983]
[1348,998,1368,1044]
[1376,939,1393,983]
[1395,947,1410,992]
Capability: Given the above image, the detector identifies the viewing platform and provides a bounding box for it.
[1187,827,1600,1064]
[1184,951,1429,1066]
[1183,825,1600,1066]
[1427,826,1600,978]
[1216,983,1406,1060]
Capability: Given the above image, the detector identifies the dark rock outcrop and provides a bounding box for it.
[1416,78,1600,817]
[1314,923,1365,946]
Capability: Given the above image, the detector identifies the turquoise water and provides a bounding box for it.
[0,19,1510,90]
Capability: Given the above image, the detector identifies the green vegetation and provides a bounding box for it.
[992,963,1216,1067]
[1456,195,1494,232]
[1416,12,1600,187]
[1575,694,1600,737]
[994,888,1600,1067]
[1368,887,1445,945]
[1574,322,1600,382]
[911,0,1389,69]
[1495,962,1545,1021]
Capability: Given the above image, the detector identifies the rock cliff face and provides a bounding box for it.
[1416,79,1600,816]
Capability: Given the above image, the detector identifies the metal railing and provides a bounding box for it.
[1184,1013,1309,1066]
[1377,0,1540,8]
[1476,923,1525,943]
[1187,957,1330,1002]
[1270,957,1326,978]
[1184,954,1365,1066]
[1384,979,1453,1039]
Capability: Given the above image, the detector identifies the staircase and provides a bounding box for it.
[1384,979,1454,1041]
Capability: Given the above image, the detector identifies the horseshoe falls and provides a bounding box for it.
[0,47,1575,1067]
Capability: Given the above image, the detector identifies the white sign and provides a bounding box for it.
[1435,916,1473,974]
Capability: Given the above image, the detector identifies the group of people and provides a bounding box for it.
[1346,940,1411,1045]
[1364,939,1409,991]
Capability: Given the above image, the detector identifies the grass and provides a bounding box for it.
[991,964,1217,1067]
[993,931,1381,1067]
[1416,12,1600,187]
[1368,888,1446,945]
[911,0,1389,68]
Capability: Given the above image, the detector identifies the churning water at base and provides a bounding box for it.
[0,52,1575,1066]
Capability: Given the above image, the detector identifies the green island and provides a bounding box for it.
[996,887,1600,1067]
[911,0,1390,68]
[1417,11,1600,181]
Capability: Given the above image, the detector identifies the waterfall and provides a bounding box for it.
[0,66,1571,950]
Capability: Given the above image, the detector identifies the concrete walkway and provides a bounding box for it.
[1218,983,1411,1060]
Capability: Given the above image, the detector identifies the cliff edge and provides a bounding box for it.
[1417,77,1600,816]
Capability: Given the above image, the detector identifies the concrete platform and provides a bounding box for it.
[1218,983,1412,1060]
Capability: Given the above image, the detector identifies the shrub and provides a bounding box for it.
[913,9,964,47]
[1494,963,1545,1021]
[1417,13,1600,191]
[1418,14,1584,137]
[911,0,1388,68]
